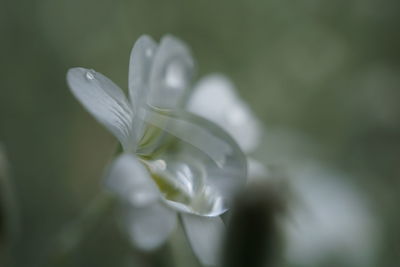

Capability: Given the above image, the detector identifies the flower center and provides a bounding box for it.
[134,109,246,217]
[141,157,226,216]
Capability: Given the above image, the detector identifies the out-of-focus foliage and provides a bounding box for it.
[1,0,399,266]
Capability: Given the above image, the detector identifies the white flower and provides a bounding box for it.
[66,35,247,266]
[284,163,380,267]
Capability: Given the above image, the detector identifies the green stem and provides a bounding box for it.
[42,192,116,267]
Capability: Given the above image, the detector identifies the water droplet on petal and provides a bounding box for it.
[85,70,96,80]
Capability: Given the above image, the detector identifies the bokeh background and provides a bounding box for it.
[1,0,399,266]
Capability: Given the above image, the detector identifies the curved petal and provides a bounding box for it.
[104,154,160,207]
[128,35,158,143]
[181,214,225,266]
[138,109,247,216]
[66,68,133,149]
[129,35,158,106]
[187,74,261,153]
[142,109,244,169]
[122,202,177,251]
[148,35,195,109]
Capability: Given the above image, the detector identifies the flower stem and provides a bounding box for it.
[40,192,116,267]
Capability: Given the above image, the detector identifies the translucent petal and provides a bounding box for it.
[137,109,247,216]
[135,121,170,157]
[104,154,160,207]
[148,35,195,109]
[128,35,158,143]
[121,202,177,250]
[142,109,240,167]
[181,214,224,266]
[129,35,158,106]
[188,74,261,153]
[67,68,133,149]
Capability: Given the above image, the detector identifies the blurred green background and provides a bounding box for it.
[1,0,399,266]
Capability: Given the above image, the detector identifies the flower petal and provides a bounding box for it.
[139,109,247,216]
[122,202,177,251]
[128,35,158,143]
[188,74,261,153]
[129,35,158,106]
[104,154,160,207]
[143,109,245,170]
[148,35,195,109]
[67,68,133,149]
[181,214,225,266]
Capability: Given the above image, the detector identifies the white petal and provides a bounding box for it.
[148,35,195,109]
[67,68,133,149]
[142,109,247,209]
[155,112,231,164]
[188,74,261,153]
[128,35,158,143]
[129,35,158,106]
[122,202,177,250]
[143,109,234,168]
[181,214,225,266]
[104,154,159,207]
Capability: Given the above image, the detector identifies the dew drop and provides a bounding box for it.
[85,70,95,80]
